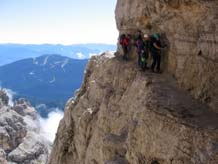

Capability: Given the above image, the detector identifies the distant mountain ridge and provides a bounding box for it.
[0,54,88,115]
[0,43,116,66]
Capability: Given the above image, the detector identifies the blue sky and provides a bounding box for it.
[0,0,118,44]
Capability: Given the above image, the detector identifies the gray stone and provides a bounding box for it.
[0,98,51,164]
[13,98,37,120]
[49,51,218,164]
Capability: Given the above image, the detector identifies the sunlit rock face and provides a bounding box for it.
[49,1,218,164]
[115,0,218,111]
[0,108,27,152]
[0,90,51,164]
[49,52,218,164]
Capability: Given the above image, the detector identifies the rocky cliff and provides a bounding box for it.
[0,90,51,164]
[115,0,218,111]
[49,1,218,164]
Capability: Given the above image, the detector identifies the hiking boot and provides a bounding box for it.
[145,66,149,70]
[156,70,162,74]
[151,69,155,73]
[141,68,146,72]
[138,68,143,71]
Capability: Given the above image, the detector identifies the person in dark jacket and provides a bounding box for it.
[135,34,150,71]
[135,34,144,67]
[150,33,163,73]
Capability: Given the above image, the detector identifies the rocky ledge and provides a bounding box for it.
[49,53,218,164]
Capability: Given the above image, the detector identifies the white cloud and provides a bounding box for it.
[35,103,46,109]
[39,109,64,142]
[29,71,35,75]
[76,52,86,59]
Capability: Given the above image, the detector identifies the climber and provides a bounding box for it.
[136,30,143,39]
[135,34,144,67]
[135,34,150,71]
[141,34,150,71]
[150,33,163,73]
[119,34,129,60]
[127,34,132,55]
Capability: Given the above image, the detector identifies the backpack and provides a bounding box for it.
[119,34,125,44]
[119,34,129,46]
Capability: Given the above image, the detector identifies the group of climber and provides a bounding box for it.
[119,30,165,73]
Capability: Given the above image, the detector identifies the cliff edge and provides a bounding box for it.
[49,53,218,164]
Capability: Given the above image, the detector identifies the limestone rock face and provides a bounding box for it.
[0,107,27,152]
[115,0,218,111]
[49,1,218,163]
[0,91,51,164]
[8,131,50,164]
[49,53,218,164]
[13,98,37,120]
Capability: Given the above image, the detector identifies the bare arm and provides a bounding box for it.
[153,42,161,50]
